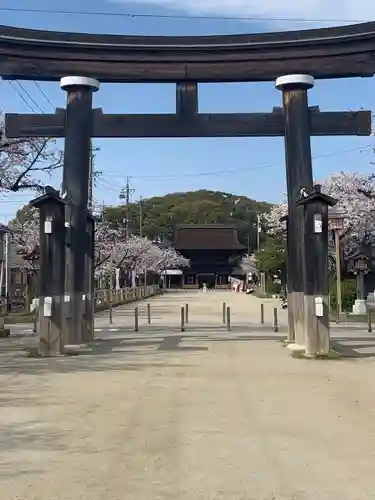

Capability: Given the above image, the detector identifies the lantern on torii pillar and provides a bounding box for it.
[296,184,338,357]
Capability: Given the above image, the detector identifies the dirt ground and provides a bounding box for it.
[1,291,375,500]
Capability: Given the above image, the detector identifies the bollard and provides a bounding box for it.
[109,294,113,325]
[181,306,185,332]
[273,307,278,332]
[147,303,151,324]
[226,306,231,332]
[185,303,189,324]
[222,302,226,324]
[368,307,372,333]
[260,303,264,325]
[33,308,38,334]
[134,307,139,332]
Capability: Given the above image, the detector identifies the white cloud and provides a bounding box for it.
[112,0,375,22]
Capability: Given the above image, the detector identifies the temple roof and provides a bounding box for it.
[172,224,246,251]
[0,223,11,234]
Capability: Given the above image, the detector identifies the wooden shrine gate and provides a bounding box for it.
[0,22,373,356]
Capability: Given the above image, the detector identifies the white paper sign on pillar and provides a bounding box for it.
[315,296,323,317]
[115,268,120,289]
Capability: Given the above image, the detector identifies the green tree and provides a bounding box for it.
[103,190,271,251]
[255,236,286,277]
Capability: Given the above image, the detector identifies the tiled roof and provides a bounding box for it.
[173,224,246,250]
[0,223,11,234]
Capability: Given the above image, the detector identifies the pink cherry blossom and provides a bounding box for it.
[262,171,375,265]
[11,210,189,276]
[0,115,63,192]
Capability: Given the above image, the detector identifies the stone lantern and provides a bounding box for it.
[348,247,371,315]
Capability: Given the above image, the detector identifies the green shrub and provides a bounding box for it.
[266,278,282,295]
[330,278,357,312]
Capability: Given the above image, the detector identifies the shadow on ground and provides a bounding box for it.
[2,321,375,376]
[331,337,375,359]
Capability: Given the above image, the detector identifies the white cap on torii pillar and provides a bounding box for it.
[60,76,100,92]
[275,74,314,91]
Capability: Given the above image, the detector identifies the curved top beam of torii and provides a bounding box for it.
[0,22,375,82]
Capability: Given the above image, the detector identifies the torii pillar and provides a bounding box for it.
[60,76,99,346]
[276,75,315,349]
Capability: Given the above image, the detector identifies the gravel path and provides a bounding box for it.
[1,291,375,499]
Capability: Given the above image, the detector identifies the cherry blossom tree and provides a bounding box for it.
[240,253,258,274]
[141,244,190,273]
[262,200,288,236]
[0,115,63,192]
[10,209,190,284]
[9,205,39,259]
[96,231,189,278]
[323,172,375,252]
[263,172,375,268]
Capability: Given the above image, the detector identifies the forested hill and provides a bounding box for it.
[103,190,272,251]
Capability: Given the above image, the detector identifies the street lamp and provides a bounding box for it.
[328,206,346,323]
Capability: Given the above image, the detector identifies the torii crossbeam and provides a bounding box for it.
[4,82,371,140]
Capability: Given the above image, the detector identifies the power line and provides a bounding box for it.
[14,81,45,113]
[4,79,46,113]
[33,82,55,111]
[0,6,369,24]
[4,77,56,114]
[5,80,36,112]
[103,144,374,181]
[96,179,119,193]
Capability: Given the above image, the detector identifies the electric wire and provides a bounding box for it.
[103,144,374,181]
[0,6,369,24]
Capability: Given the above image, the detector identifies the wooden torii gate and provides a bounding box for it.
[0,22,373,356]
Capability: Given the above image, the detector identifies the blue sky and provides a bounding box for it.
[0,0,374,222]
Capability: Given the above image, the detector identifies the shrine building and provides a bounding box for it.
[163,224,247,289]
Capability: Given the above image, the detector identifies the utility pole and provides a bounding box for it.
[4,231,9,299]
[125,177,130,238]
[88,140,100,211]
[139,197,143,237]
[139,197,147,291]
[122,177,135,238]
[88,141,93,211]
[257,214,261,252]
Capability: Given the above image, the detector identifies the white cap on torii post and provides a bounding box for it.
[60,76,100,91]
[275,74,314,90]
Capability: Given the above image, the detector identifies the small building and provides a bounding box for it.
[168,224,246,288]
[0,224,38,303]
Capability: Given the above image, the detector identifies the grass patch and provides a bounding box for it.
[291,349,341,360]
[25,347,42,358]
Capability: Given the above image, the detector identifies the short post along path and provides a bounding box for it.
[94,289,287,333]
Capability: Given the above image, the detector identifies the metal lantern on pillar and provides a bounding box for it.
[328,206,346,231]
[296,184,338,357]
[30,187,67,356]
